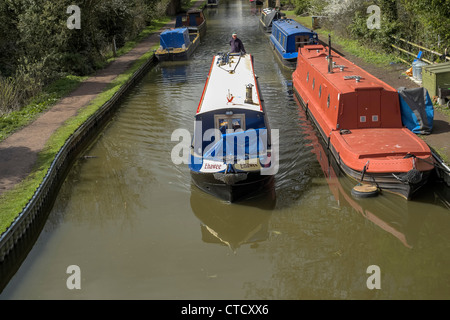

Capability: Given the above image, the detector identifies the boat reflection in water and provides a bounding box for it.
[298,106,429,249]
[190,183,276,252]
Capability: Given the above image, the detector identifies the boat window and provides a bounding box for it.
[312,78,315,90]
[218,118,228,134]
[319,85,322,98]
[327,94,330,108]
[295,35,310,50]
[282,36,285,48]
[231,118,242,130]
[307,72,309,82]
[215,114,246,135]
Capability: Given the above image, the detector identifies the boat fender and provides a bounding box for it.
[393,169,423,185]
[394,155,423,184]
[351,183,379,198]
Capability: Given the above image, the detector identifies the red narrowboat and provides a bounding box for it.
[292,41,435,200]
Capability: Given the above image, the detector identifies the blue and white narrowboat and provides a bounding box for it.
[189,53,276,202]
[155,27,200,61]
[269,18,318,69]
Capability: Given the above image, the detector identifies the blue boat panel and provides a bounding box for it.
[159,27,191,49]
[270,19,318,56]
[203,128,268,161]
[193,109,267,154]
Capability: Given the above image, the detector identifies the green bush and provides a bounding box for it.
[0,77,20,115]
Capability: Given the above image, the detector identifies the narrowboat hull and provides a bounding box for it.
[293,88,434,200]
[269,40,297,70]
[188,24,206,40]
[190,170,275,203]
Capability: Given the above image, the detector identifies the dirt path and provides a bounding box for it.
[0,2,204,197]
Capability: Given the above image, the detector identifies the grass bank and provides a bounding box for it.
[0,17,169,235]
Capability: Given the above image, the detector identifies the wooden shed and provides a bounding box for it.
[422,62,450,98]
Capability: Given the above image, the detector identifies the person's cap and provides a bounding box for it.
[232,32,237,36]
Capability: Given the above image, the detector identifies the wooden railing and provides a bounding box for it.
[390,36,449,65]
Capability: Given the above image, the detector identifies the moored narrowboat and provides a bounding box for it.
[155,27,200,61]
[269,18,318,70]
[189,53,276,202]
[206,0,219,7]
[259,8,285,33]
[175,9,207,39]
[292,40,436,200]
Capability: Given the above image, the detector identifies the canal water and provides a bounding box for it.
[1,0,449,300]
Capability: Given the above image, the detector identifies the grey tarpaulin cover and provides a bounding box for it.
[398,87,434,135]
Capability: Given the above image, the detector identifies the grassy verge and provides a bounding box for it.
[104,19,171,65]
[0,18,168,235]
[0,75,88,142]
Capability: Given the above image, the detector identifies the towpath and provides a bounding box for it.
[0,1,205,197]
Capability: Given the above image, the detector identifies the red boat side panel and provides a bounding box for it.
[330,128,434,172]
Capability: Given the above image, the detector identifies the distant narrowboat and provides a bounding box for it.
[206,0,219,7]
[259,8,285,33]
[155,27,200,61]
[175,9,207,39]
[269,18,318,70]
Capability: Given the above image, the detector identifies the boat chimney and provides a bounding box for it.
[328,34,333,73]
[245,84,253,104]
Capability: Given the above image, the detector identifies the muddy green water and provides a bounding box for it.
[1,0,449,300]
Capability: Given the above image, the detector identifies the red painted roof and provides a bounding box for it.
[298,45,396,94]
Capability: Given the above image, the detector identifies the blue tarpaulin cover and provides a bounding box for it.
[203,128,268,161]
[398,87,434,135]
[159,27,190,49]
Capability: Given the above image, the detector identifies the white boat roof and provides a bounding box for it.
[196,54,263,114]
